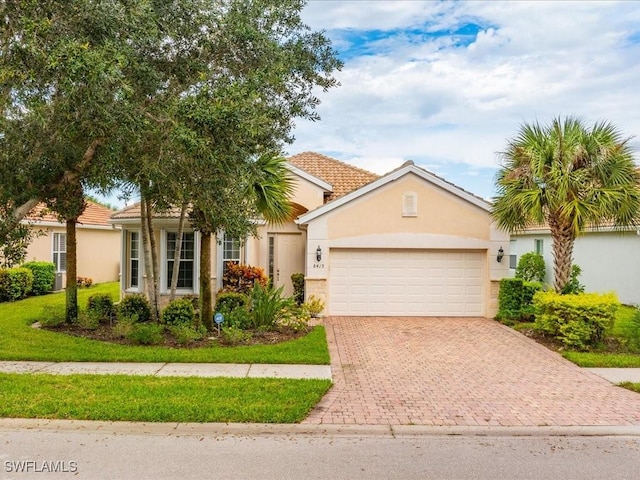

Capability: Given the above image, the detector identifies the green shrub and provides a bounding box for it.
[223,307,252,330]
[496,278,524,323]
[515,252,546,282]
[215,292,249,315]
[22,261,55,295]
[533,291,618,349]
[629,307,640,351]
[249,282,295,330]
[220,326,253,345]
[112,318,135,339]
[302,295,325,317]
[168,324,207,346]
[161,298,195,327]
[38,304,65,327]
[561,264,585,295]
[126,323,164,345]
[520,281,543,321]
[291,273,305,306]
[87,293,115,324]
[77,311,100,330]
[0,267,34,302]
[118,294,152,323]
[278,306,310,333]
[181,294,200,313]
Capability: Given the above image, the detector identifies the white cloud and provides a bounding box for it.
[291,0,640,196]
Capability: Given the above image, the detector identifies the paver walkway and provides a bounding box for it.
[303,317,640,426]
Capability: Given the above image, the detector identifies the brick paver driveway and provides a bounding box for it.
[304,317,640,426]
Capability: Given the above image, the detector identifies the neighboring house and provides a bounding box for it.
[510,226,640,305]
[22,201,121,286]
[110,152,509,317]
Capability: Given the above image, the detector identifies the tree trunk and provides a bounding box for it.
[146,199,160,321]
[140,194,160,322]
[65,218,78,323]
[200,230,213,331]
[549,217,576,293]
[169,201,188,301]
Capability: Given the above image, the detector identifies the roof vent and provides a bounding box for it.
[402,192,418,217]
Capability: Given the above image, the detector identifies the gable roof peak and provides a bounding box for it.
[287,151,379,201]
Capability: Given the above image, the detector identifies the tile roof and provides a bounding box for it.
[287,151,379,201]
[110,202,184,221]
[25,200,116,227]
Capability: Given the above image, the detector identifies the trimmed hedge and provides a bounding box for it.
[533,291,618,350]
[496,278,542,323]
[496,278,523,322]
[22,261,55,296]
[118,293,152,323]
[0,267,34,302]
[291,273,305,306]
[87,293,116,324]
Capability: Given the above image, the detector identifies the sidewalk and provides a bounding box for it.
[585,368,640,383]
[0,361,332,380]
[2,361,639,384]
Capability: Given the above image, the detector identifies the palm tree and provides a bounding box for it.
[492,116,640,292]
[196,154,294,330]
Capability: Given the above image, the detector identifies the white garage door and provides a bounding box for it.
[329,249,485,316]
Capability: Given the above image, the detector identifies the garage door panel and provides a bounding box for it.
[329,249,485,316]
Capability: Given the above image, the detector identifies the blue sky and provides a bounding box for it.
[287,0,640,200]
[97,0,640,207]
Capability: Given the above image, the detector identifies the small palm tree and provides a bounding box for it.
[197,154,294,329]
[492,116,640,292]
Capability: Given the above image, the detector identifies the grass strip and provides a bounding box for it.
[619,382,640,394]
[0,373,331,423]
[563,352,640,368]
[0,283,329,365]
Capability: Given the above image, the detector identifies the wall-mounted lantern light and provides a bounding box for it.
[497,246,504,263]
[316,245,322,262]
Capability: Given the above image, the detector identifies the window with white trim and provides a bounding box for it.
[52,233,66,272]
[222,234,241,276]
[166,231,195,289]
[128,231,140,289]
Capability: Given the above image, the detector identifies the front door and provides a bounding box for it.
[268,233,305,296]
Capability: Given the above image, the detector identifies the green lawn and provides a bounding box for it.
[0,283,329,364]
[620,382,640,394]
[0,373,331,423]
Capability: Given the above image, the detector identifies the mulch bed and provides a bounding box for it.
[40,322,308,348]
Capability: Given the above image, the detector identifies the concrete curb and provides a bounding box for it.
[1,418,640,438]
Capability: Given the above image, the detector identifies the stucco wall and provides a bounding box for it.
[510,230,640,305]
[326,174,491,240]
[24,225,120,284]
[290,175,326,212]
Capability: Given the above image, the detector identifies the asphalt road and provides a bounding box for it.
[1,423,639,480]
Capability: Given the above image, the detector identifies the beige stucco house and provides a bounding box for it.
[22,201,121,286]
[110,152,509,317]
